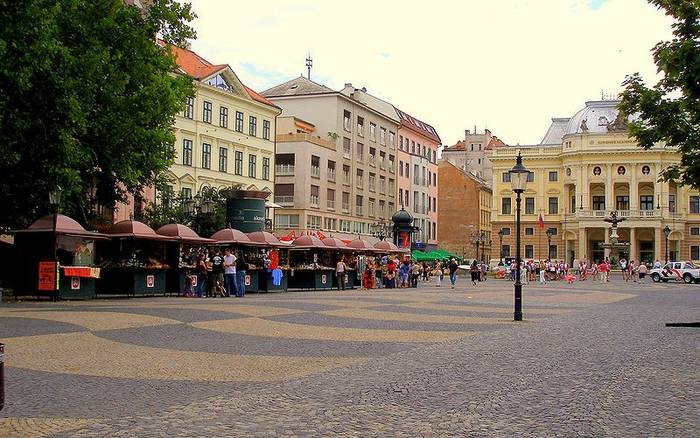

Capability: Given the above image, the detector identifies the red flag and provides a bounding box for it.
[538,213,544,229]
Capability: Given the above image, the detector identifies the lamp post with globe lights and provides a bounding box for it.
[663,225,671,264]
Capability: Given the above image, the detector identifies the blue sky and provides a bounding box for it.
[189,0,671,145]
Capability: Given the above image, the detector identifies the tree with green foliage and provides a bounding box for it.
[0,0,196,229]
[619,0,700,188]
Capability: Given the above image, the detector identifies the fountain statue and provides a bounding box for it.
[600,211,630,262]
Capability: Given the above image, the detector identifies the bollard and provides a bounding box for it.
[0,343,4,411]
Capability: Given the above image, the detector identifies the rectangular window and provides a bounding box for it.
[306,215,322,230]
[202,101,212,123]
[548,197,558,215]
[248,154,257,178]
[342,192,350,212]
[640,195,654,211]
[689,227,699,236]
[527,172,534,182]
[182,139,193,166]
[235,111,244,132]
[525,245,534,259]
[356,169,364,189]
[548,171,558,182]
[502,245,511,257]
[181,187,192,200]
[327,188,335,209]
[669,194,676,213]
[547,227,558,236]
[379,127,386,145]
[219,106,228,128]
[343,137,351,157]
[399,160,404,176]
[327,160,336,181]
[262,157,270,180]
[525,197,535,215]
[275,214,299,229]
[201,143,211,169]
[592,196,605,211]
[501,227,511,235]
[369,122,376,141]
[249,116,257,136]
[340,220,351,232]
[184,96,194,119]
[343,110,351,131]
[502,197,512,215]
[356,142,364,161]
[691,246,700,260]
[234,151,243,175]
[262,120,271,140]
[357,116,364,136]
[525,227,534,236]
[549,245,558,260]
[310,185,319,207]
[690,196,699,214]
[368,173,376,191]
[218,147,227,172]
[356,195,363,216]
[389,131,395,147]
[343,165,351,185]
[616,195,629,211]
[571,195,576,213]
[274,184,294,205]
[369,198,375,216]
[502,172,511,183]
[311,155,320,177]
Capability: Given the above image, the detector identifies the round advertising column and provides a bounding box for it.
[221,189,269,233]
[392,207,415,251]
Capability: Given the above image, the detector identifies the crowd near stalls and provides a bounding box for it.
[8,212,480,300]
[493,257,658,284]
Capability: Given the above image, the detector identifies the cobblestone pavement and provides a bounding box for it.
[0,276,698,437]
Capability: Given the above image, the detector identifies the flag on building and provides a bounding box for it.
[538,212,545,229]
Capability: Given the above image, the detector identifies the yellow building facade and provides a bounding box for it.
[166,43,280,198]
[490,100,700,265]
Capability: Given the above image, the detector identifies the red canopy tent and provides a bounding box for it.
[155,223,214,244]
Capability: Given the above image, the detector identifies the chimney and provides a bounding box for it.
[485,128,491,136]
[465,129,471,136]
[344,83,353,89]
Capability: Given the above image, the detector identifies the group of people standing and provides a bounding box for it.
[502,257,652,285]
[183,247,249,298]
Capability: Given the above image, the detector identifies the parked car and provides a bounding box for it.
[649,261,700,284]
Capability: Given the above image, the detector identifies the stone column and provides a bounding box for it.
[604,226,611,259]
[606,164,614,211]
[578,227,587,262]
[654,226,662,262]
[630,227,637,263]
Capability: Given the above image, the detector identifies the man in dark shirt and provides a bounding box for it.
[209,248,225,297]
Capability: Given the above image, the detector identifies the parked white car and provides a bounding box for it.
[649,261,700,284]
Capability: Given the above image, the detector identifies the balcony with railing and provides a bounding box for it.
[368,155,376,166]
[274,195,294,206]
[356,153,364,163]
[327,170,336,182]
[388,162,394,173]
[379,182,386,194]
[327,200,335,210]
[576,209,662,219]
[343,146,351,159]
[342,202,350,213]
[310,166,320,177]
[356,206,363,216]
[275,164,295,175]
[310,194,319,207]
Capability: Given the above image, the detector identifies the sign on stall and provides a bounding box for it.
[38,261,58,291]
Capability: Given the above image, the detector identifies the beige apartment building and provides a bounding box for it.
[263,77,399,239]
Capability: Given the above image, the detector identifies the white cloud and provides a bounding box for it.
[188,0,673,145]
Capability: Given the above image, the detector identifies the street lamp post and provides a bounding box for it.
[498,228,504,262]
[663,225,671,263]
[371,218,392,241]
[509,152,530,322]
[546,228,554,260]
[48,187,62,302]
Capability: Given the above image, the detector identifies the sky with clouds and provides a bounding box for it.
[187,0,673,146]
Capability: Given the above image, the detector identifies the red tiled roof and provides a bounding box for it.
[485,136,506,151]
[394,107,441,144]
[442,140,466,151]
[158,40,278,109]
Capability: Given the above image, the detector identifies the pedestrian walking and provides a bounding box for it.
[223,248,237,297]
[470,260,479,286]
[448,258,459,289]
[336,257,347,290]
[235,251,248,297]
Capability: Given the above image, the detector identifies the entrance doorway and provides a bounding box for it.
[590,240,604,263]
[639,241,654,264]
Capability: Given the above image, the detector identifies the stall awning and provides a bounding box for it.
[12,214,108,239]
[155,223,214,244]
[106,220,176,241]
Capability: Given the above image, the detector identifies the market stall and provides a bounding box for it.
[286,235,335,290]
[155,223,214,295]
[245,231,286,293]
[344,238,380,289]
[12,214,107,300]
[96,220,175,296]
[320,237,355,289]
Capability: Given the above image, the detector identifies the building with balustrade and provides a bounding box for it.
[490,99,700,265]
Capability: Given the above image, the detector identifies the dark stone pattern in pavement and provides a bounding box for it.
[94,324,414,358]
[1,317,86,338]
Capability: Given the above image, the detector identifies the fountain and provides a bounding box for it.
[600,211,630,262]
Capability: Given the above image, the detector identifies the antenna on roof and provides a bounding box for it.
[305,53,313,80]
